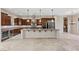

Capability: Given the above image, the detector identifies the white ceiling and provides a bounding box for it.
[2,8,79,17]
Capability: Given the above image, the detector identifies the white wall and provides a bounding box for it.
[68,15,79,34]
[55,15,79,35]
[78,18,79,32]
[77,15,79,33]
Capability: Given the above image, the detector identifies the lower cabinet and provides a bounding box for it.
[1,28,22,41]
[10,28,21,36]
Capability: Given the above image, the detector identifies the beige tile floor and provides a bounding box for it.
[0,34,79,51]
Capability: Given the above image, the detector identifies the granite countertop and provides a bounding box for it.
[1,25,42,29]
[1,26,58,31]
[1,25,42,31]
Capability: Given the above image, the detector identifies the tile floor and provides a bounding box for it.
[0,34,79,51]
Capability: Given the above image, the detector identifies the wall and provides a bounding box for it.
[78,17,79,32]
[72,15,78,34]
[67,15,79,34]
[77,16,79,32]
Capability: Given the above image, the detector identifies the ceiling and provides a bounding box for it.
[2,8,79,17]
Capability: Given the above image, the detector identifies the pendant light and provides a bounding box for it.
[27,9,30,22]
[39,8,41,22]
[51,9,54,22]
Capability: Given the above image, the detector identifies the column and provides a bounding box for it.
[55,16,64,39]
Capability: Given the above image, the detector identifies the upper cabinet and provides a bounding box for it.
[26,19,31,25]
[1,12,11,26]
[14,18,31,25]
[41,18,55,24]
[14,18,22,25]
[21,19,27,25]
[36,19,42,25]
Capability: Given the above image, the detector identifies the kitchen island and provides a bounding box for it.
[21,29,59,39]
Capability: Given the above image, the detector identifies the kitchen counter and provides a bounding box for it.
[21,29,59,39]
[1,25,42,31]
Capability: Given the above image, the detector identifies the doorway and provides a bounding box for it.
[63,17,68,32]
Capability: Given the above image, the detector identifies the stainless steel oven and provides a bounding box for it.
[1,30,9,41]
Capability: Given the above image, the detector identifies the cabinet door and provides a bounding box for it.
[24,20,27,25]
[5,16,11,25]
[26,19,31,25]
[21,19,24,25]
[1,12,11,26]
[1,14,5,25]
[1,13,6,25]
[21,19,26,25]
[14,18,19,25]
[37,19,42,25]
[14,29,21,34]
[14,18,22,25]
[7,16,11,25]
[41,18,47,26]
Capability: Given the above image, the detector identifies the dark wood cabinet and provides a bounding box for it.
[26,19,31,25]
[14,18,32,25]
[41,18,48,26]
[36,19,42,25]
[21,19,27,25]
[1,14,5,25]
[13,28,21,34]
[14,18,19,25]
[41,18,55,24]
[21,19,32,25]
[14,18,22,25]
[1,12,11,26]
[10,28,22,36]
[6,16,11,25]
